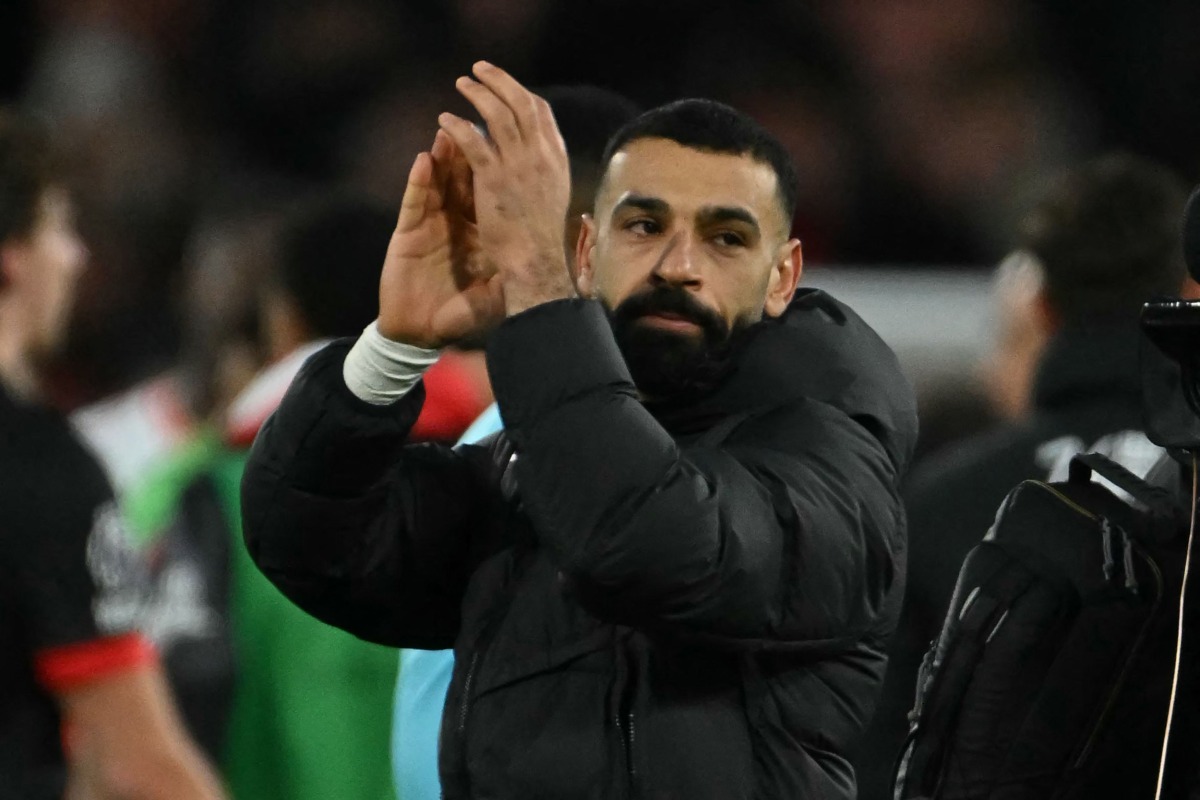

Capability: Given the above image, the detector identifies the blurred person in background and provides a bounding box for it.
[0,111,225,799]
[70,195,291,771]
[215,195,404,800]
[854,154,1189,799]
[243,63,917,799]
[125,193,491,800]
[390,83,639,800]
[908,249,1050,466]
[977,249,1049,422]
[23,0,200,411]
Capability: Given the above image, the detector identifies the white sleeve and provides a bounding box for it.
[342,321,441,406]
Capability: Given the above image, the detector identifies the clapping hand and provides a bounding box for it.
[377,127,504,348]
[438,61,576,316]
[376,63,575,348]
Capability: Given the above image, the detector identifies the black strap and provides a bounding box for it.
[1068,452,1176,515]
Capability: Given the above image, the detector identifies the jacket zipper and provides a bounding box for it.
[619,709,637,780]
[613,638,639,797]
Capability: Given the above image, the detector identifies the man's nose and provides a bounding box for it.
[651,232,702,287]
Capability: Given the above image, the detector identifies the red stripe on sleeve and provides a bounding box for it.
[34,633,159,692]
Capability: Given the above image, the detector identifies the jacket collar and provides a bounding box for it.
[644,288,919,473]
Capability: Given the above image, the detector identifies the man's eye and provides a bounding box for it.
[714,232,746,247]
[625,219,660,235]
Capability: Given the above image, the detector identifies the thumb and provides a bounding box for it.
[396,152,434,233]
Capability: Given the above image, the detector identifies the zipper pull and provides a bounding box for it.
[1100,518,1116,583]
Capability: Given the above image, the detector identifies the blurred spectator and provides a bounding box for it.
[22,0,201,408]
[122,196,409,800]
[215,196,404,800]
[0,109,224,800]
[854,153,1189,799]
[390,83,640,800]
[66,189,295,763]
[899,253,1044,465]
[176,194,288,424]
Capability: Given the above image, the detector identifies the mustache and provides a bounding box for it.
[610,287,729,340]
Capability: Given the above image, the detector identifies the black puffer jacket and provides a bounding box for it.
[242,290,918,799]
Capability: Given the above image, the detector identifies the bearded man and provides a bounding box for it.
[242,63,917,799]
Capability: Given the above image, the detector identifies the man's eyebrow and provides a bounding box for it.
[612,194,670,215]
[698,205,761,236]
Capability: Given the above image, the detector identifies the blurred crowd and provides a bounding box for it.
[0,0,1195,412]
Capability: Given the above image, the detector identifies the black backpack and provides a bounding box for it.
[893,452,1194,800]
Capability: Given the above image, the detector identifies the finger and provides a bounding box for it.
[443,135,476,223]
[455,75,521,149]
[427,130,454,210]
[431,128,453,163]
[439,112,495,174]
[396,152,433,233]
[532,93,567,157]
[471,61,540,140]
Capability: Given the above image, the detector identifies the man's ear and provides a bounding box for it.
[1034,286,1061,335]
[763,238,803,318]
[574,214,597,298]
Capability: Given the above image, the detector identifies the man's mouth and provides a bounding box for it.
[637,311,703,333]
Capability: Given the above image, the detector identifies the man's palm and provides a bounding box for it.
[378,133,504,348]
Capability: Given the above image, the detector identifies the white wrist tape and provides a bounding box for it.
[342,321,441,405]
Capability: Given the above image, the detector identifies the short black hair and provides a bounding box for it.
[0,111,59,244]
[273,195,394,339]
[539,85,640,191]
[1020,154,1186,326]
[600,99,799,228]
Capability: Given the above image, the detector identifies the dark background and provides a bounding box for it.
[4,0,1198,404]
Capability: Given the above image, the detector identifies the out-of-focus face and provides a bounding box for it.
[576,138,801,396]
[5,188,88,359]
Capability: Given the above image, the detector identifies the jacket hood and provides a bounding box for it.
[649,288,919,474]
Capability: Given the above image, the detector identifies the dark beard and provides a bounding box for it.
[606,286,756,400]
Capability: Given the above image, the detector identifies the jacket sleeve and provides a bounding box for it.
[488,300,905,652]
[240,340,504,649]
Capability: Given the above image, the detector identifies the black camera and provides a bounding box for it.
[1142,186,1200,451]
[1141,298,1200,450]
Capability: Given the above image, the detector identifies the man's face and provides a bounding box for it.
[4,189,88,359]
[575,138,801,396]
